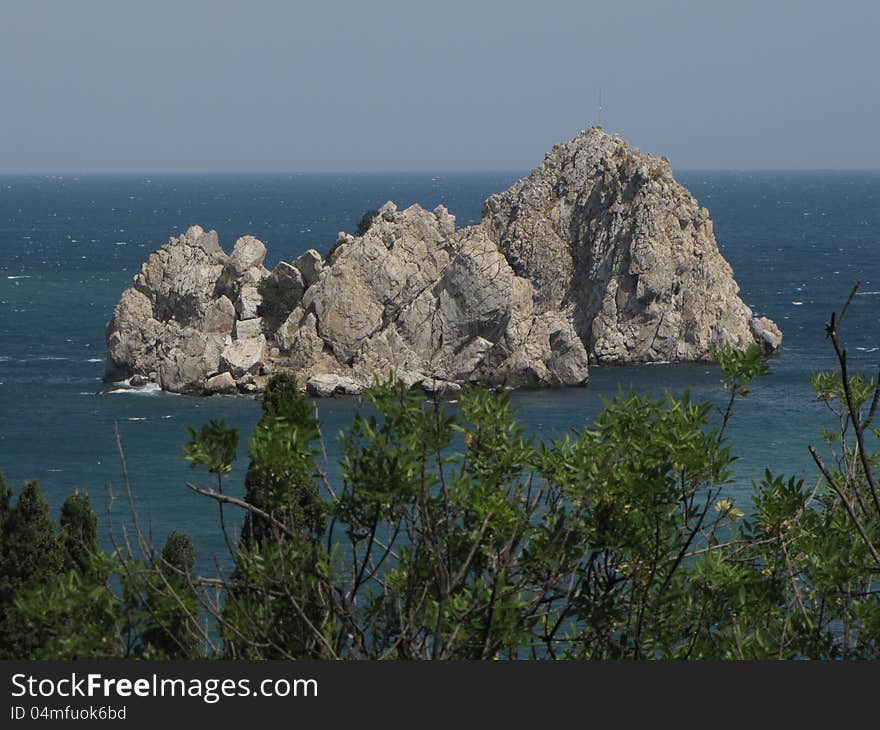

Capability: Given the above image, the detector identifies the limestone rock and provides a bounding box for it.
[200,333,229,377]
[306,374,364,397]
[104,225,230,389]
[481,128,775,364]
[750,316,783,354]
[203,296,236,335]
[240,265,270,287]
[219,336,267,379]
[229,235,266,274]
[269,261,305,292]
[105,128,781,397]
[294,249,324,287]
[236,285,262,320]
[234,317,263,340]
[275,308,326,369]
[433,205,456,237]
[204,371,237,394]
[158,328,214,394]
[104,287,164,382]
[136,225,226,325]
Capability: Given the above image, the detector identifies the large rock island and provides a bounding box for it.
[104,128,782,396]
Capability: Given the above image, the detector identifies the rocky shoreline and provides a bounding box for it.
[103,128,781,397]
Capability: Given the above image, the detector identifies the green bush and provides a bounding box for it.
[257,276,301,336]
[356,209,379,236]
[3,288,879,659]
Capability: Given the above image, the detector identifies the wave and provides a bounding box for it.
[857,291,880,296]
[106,382,163,395]
[6,275,31,280]
[1,355,94,363]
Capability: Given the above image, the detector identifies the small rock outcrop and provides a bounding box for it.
[104,128,781,396]
[104,225,271,394]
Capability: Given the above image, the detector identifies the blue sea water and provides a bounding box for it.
[1,170,878,573]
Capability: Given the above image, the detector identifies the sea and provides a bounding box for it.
[1,170,878,573]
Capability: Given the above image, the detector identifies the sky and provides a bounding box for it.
[0,0,877,172]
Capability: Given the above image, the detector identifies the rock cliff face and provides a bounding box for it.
[104,128,781,396]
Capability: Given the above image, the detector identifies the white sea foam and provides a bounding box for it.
[791,301,804,306]
[85,358,103,363]
[107,382,163,395]
[127,417,147,421]
[6,275,30,280]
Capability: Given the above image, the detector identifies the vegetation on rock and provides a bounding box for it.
[356,209,379,236]
[257,275,300,335]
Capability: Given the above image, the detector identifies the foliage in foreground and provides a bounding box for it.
[2,288,879,659]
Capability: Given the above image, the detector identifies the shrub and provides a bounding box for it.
[4,286,879,659]
[356,209,379,236]
[257,276,301,336]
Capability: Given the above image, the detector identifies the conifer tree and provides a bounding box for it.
[140,531,200,658]
[240,373,325,546]
[59,489,98,574]
[0,479,65,657]
[224,373,329,658]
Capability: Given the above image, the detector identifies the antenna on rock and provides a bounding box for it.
[597,88,604,128]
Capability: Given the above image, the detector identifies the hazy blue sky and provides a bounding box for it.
[1,0,877,172]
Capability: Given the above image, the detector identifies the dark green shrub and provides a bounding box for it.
[0,478,116,659]
[139,531,200,659]
[356,209,379,236]
[257,276,302,336]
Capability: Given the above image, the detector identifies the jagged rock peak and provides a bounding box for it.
[482,126,782,362]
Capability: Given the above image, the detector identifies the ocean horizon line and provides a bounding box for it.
[2,167,880,178]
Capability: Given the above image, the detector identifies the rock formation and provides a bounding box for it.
[104,127,781,396]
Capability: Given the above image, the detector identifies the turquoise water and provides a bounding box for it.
[1,171,878,572]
